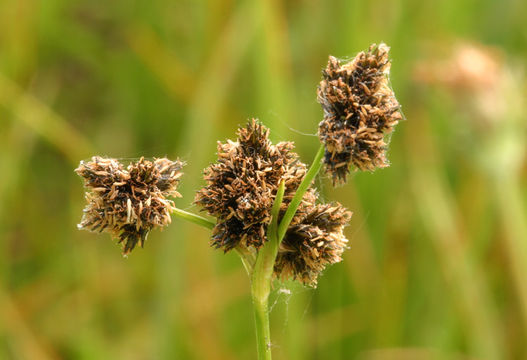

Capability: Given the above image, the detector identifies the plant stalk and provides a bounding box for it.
[252,294,272,359]
[251,181,284,360]
[171,145,326,360]
[171,207,256,272]
[277,144,325,242]
[250,144,325,359]
[172,207,214,229]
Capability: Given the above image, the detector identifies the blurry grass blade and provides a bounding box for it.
[358,347,480,360]
[308,305,361,349]
[153,2,261,358]
[492,168,527,334]
[0,290,59,360]
[126,25,195,103]
[0,73,93,164]
[184,0,259,163]
[407,116,504,359]
[253,0,294,134]
[485,70,527,334]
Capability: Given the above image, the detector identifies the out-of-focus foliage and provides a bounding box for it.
[1,0,526,359]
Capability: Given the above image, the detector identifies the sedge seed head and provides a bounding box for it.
[317,43,402,185]
[76,156,185,254]
[195,120,352,285]
[275,203,352,286]
[195,119,312,252]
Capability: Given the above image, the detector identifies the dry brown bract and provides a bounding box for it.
[318,43,402,185]
[76,156,185,254]
[195,119,310,252]
[275,203,352,286]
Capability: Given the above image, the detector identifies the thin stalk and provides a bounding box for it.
[277,144,325,242]
[170,145,326,360]
[252,296,271,360]
[172,207,255,272]
[250,145,325,360]
[172,207,214,229]
[251,181,285,360]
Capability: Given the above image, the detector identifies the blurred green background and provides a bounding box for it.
[1,0,526,359]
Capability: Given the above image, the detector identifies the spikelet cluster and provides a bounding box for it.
[195,120,352,285]
[317,43,402,185]
[195,119,310,251]
[76,157,184,254]
[276,203,352,286]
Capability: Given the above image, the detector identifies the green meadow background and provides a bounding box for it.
[1,0,526,359]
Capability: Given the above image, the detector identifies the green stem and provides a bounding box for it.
[171,145,326,360]
[250,145,325,360]
[172,207,214,229]
[171,207,256,272]
[251,181,285,360]
[277,144,325,242]
[252,295,272,359]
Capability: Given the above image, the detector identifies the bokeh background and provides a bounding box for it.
[1,0,527,359]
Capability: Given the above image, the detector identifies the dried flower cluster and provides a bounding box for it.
[76,156,185,254]
[317,43,402,185]
[195,120,352,285]
[195,119,310,251]
[276,203,351,285]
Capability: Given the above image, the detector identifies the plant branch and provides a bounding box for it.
[171,144,325,360]
[172,207,214,229]
[172,206,255,272]
[251,181,285,360]
[277,144,325,242]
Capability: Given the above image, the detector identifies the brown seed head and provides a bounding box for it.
[195,120,352,284]
[195,119,313,252]
[317,43,402,185]
[76,156,185,254]
[275,203,352,286]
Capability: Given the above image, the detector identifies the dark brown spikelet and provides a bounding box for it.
[76,156,185,255]
[195,119,313,252]
[317,43,402,185]
[275,203,352,286]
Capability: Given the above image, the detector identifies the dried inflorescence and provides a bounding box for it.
[195,119,311,251]
[317,43,402,185]
[76,156,185,254]
[275,203,352,286]
[195,119,352,285]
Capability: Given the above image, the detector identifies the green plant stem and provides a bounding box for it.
[252,296,272,360]
[170,145,326,360]
[171,207,256,272]
[251,181,285,360]
[277,144,325,242]
[172,207,214,229]
[250,145,325,360]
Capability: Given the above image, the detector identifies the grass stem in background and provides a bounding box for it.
[407,118,504,359]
